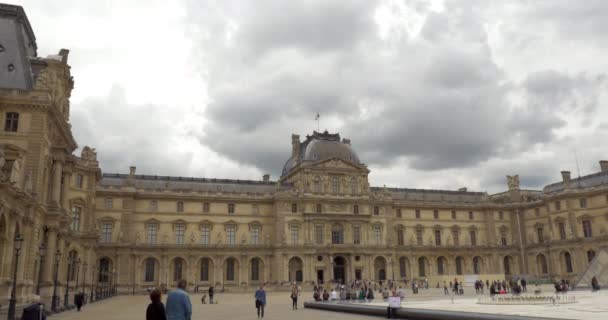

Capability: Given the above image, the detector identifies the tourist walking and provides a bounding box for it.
[146,289,167,320]
[208,286,214,304]
[75,292,84,311]
[290,287,298,310]
[166,280,192,320]
[443,281,449,295]
[254,285,267,318]
[591,276,600,291]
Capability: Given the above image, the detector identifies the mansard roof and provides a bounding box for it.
[543,170,608,194]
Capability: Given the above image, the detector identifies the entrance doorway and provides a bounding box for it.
[355,269,362,280]
[317,269,324,284]
[333,256,346,284]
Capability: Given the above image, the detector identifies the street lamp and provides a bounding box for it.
[36,243,47,295]
[7,234,24,320]
[64,255,74,309]
[82,262,88,304]
[52,250,61,312]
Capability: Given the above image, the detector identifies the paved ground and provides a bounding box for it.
[49,286,608,320]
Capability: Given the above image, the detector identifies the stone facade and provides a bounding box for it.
[1,3,608,314]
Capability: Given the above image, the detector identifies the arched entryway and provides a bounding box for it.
[288,257,303,283]
[374,256,387,281]
[333,256,346,284]
[503,256,514,276]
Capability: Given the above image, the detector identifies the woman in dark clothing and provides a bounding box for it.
[146,289,167,320]
[208,286,215,304]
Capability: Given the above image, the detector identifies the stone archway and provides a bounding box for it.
[333,256,346,284]
[374,256,387,281]
[288,257,303,283]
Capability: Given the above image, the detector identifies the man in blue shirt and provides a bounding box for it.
[254,285,266,318]
[166,280,192,320]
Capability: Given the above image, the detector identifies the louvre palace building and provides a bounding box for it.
[1,3,608,313]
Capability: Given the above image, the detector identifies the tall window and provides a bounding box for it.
[68,251,78,281]
[582,220,593,238]
[71,207,81,231]
[290,225,299,243]
[415,209,420,219]
[251,226,260,244]
[353,225,361,244]
[587,250,596,262]
[203,202,210,213]
[451,210,456,219]
[351,177,358,194]
[564,252,573,273]
[104,198,113,209]
[373,225,382,244]
[291,203,298,213]
[228,203,235,214]
[144,258,155,282]
[175,224,185,244]
[173,259,183,281]
[316,204,322,213]
[456,257,464,275]
[374,206,380,215]
[177,201,184,212]
[538,254,548,274]
[332,176,340,193]
[75,174,84,189]
[418,258,426,277]
[396,208,402,218]
[4,112,19,132]
[498,211,504,220]
[558,222,567,240]
[147,224,158,244]
[101,222,112,243]
[399,257,407,278]
[437,258,445,275]
[315,225,324,244]
[200,258,210,281]
[452,230,460,246]
[397,229,404,245]
[501,232,508,246]
[313,176,321,193]
[251,258,260,281]
[353,205,359,214]
[473,257,481,274]
[434,229,441,246]
[331,226,344,244]
[416,229,423,245]
[555,201,561,211]
[536,227,544,243]
[468,211,474,220]
[201,225,210,245]
[469,230,477,246]
[226,258,235,281]
[226,225,236,245]
[99,258,110,283]
[433,210,439,219]
[579,198,587,208]
[149,201,158,211]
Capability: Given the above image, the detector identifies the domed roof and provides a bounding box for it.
[281,131,361,176]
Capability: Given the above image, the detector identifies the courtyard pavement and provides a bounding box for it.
[48,287,608,320]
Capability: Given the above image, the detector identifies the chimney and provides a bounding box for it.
[458,187,467,192]
[263,174,270,182]
[291,134,301,161]
[127,166,136,186]
[58,49,70,64]
[561,171,571,183]
[342,138,351,145]
[600,160,608,172]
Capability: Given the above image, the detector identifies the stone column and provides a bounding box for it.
[51,160,63,206]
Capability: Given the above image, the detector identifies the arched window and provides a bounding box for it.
[564,252,573,273]
[332,176,339,193]
[350,177,358,195]
[313,176,321,193]
[99,258,111,283]
[473,257,481,275]
[226,258,236,281]
[418,257,426,277]
[200,258,211,281]
[251,258,260,281]
[587,250,596,263]
[455,257,464,275]
[399,257,407,278]
[144,258,156,282]
[537,254,548,274]
[173,258,183,281]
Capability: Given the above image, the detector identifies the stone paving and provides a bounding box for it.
[49,287,608,320]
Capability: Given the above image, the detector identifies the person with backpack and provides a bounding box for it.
[290,286,298,310]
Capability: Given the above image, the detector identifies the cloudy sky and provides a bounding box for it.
[10,0,608,193]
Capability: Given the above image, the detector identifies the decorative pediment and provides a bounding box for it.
[98,216,117,223]
[415,224,424,230]
[248,220,262,230]
[577,214,593,223]
[534,222,544,228]
[199,220,214,230]
[450,225,461,231]
[553,216,566,223]
[498,225,509,233]
[69,197,87,207]
[468,225,478,231]
[312,157,368,171]
[433,224,443,230]
[223,220,239,231]
[286,219,302,227]
[144,218,160,225]
[171,219,188,229]
[394,224,405,230]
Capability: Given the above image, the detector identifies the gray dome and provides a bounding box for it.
[281,131,361,176]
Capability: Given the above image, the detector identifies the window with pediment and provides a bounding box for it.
[201,225,210,245]
[397,228,404,245]
[175,223,185,244]
[331,224,344,244]
[353,225,361,244]
[315,225,324,244]
[331,176,340,193]
[313,176,321,193]
[351,177,358,195]
[226,225,236,245]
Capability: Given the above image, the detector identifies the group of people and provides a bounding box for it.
[489,278,528,295]
[554,279,571,293]
[442,280,465,295]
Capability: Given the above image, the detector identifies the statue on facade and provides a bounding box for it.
[506,175,520,190]
[24,169,33,192]
[9,158,22,188]
[81,146,97,161]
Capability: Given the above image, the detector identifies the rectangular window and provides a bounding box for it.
[451,210,456,219]
[415,209,420,219]
[147,224,158,244]
[434,229,441,246]
[453,231,459,246]
[374,206,380,215]
[468,211,474,220]
[374,226,382,244]
[396,208,402,218]
[226,225,236,245]
[150,201,158,212]
[251,226,260,244]
[291,203,298,213]
[315,225,324,244]
[200,259,209,281]
[469,230,477,246]
[290,225,299,243]
[175,224,185,244]
[4,112,19,132]
[203,202,210,213]
[228,203,235,214]
[397,229,404,245]
[433,210,439,219]
[101,222,112,243]
[331,229,344,244]
[353,205,359,214]
[537,227,544,243]
[416,229,423,245]
[582,220,593,238]
[71,207,81,232]
[75,174,84,189]
[177,201,184,212]
[555,201,561,211]
[316,203,322,213]
[104,198,113,209]
[558,222,566,240]
[579,198,587,208]
[353,225,361,244]
[499,211,503,220]
[201,225,210,245]
[252,204,259,215]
